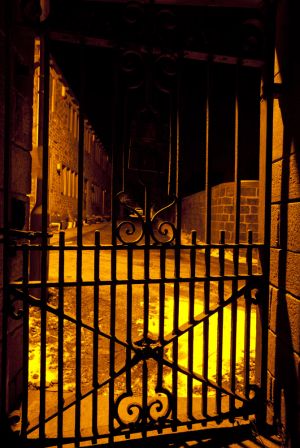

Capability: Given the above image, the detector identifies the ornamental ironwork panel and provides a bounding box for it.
[1,1,271,447]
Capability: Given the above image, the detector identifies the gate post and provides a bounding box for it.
[256,0,276,431]
[29,33,50,297]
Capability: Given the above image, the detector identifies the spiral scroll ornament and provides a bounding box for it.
[121,50,145,90]
[150,196,177,244]
[115,218,145,245]
[115,193,177,245]
[115,387,171,429]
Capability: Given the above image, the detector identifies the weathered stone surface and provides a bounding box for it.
[272,98,284,161]
[287,201,300,252]
[11,147,32,194]
[270,249,300,297]
[270,204,280,248]
[270,248,280,287]
[269,287,300,354]
[267,370,275,406]
[269,286,279,332]
[289,153,300,200]
[286,251,300,297]
[268,330,277,376]
[272,159,282,203]
[272,154,300,204]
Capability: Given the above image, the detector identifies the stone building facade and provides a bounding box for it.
[31,40,111,229]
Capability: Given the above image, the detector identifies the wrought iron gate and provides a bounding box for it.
[3,1,271,447]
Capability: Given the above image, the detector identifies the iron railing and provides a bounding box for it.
[8,229,266,445]
[1,2,273,446]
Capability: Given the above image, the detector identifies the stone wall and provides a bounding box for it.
[181,180,259,243]
[266,1,300,446]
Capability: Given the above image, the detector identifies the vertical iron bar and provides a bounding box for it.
[157,247,166,397]
[255,3,276,427]
[202,251,210,418]
[246,230,253,277]
[142,360,148,439]
[39,34,50,440]
[122,91,128,192]
[75,42,85,443]
[142,186,150,435]
[172,263,179,430]
[189,231,197,324]
[255,6,278,427]
[143,185,150,341]
[244,297,252,402]
[109,253,117,442]
[204,59,212,250]
[92,231,100,439]
[142,360,148,438]
[109,50,119,444]
[21,244,29,436]
[159,247,166,344]
[171,59,183,430]
[1,0,12,424]
[57,231,65,442]
[110,50,119,245]
[229,293,238,418]
[230,62,241,418]
[216,230,225,416]
[188,231,197,420]
[244,231,253,400]
[167,111,172,197]
[126,247,132,392]
[203,59,212,418]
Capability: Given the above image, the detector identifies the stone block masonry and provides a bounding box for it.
[265,3,300,445]
[182,180,259,243]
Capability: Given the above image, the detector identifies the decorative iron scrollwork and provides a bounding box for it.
[115,391,142,428]
[150,196,177,244]
[132,335,161,360]
[121,50,145,90]
[154,54,177,93]
[123,2,144,28]
[115,220,145,245]
[115,386,171,429]
[115,192,177,245]
[148,387,172,423]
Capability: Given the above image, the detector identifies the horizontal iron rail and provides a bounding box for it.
[11,278,261,347]
[48,30,265,68]
[25,415,256,447]
[11,288,129,347]
[10,242,266,250]
[10,274,264,290]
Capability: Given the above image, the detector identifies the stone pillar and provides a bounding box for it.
[267,1,300,447]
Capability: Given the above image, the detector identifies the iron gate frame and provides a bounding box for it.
[1,1,276,446]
